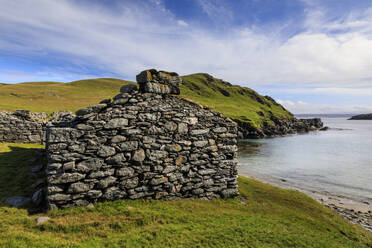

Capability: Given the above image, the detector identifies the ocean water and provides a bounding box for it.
[238,117,372,201]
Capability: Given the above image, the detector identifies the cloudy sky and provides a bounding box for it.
[1,0,372,114]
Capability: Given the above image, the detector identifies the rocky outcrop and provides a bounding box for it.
[0,110,75,144]
[45,69,239,209]
[235,117,323,139]
[348,113,372,120]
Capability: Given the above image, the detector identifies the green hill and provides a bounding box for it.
[180,73,293,128]
[0,74,293,129]
[0,143,371,247]
[0,78,131,113]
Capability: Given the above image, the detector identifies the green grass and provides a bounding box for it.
[0,78,133,113]
[0,143,371,247]
[0,74,293,127]
[180,73,293,127]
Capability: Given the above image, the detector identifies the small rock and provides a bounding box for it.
[132,149,145,162]
[120,84,138,93]
[87,203,95,209]
[36,216,50,225]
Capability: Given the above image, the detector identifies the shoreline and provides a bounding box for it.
[239,172,372,233]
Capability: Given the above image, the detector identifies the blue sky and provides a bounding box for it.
[1,0,372,114]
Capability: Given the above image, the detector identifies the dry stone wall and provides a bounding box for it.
[0,110,75,144]
[46,70,239,209]
[0,110,46,144]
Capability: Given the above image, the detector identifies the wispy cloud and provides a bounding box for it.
[277,99,372,114]
[0,0,372,87]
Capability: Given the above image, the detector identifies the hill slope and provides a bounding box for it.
[0,143,371,247]
[0,74,319,138]
[180,73,294,127]
[0,78,132,113]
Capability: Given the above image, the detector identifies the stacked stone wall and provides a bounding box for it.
[45,70,239,209]
[0,110,75,144]
[0,110,46,144]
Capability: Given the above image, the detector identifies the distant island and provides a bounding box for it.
[348,113,372,120]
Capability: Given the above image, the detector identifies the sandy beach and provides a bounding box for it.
[240,172,372,233]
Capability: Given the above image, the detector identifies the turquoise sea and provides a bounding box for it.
[238,116,372,202]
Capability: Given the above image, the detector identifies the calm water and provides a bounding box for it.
[238,117,372,201]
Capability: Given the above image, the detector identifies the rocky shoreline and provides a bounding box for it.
[348,113,372,120]
[235,117,323,139]
[240,172,372,233]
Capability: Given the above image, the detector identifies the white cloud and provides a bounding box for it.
[313,87,372,96]
[277,99,372,114]
[0,0,372,89]
[177,20,189,27]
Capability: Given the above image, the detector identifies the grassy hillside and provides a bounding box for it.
[0,143,371,247]
[0,78,132,113]
[180,73,293,127]
[0,74,293,128]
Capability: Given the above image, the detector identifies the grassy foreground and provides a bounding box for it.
[0,143,371,247]
[0,74,292,128]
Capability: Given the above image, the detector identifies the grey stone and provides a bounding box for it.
[178,123,188,134]
[76,104,106,116]
[163,166,177,174]
[120,177,139,189]
[87,190,102,199]
[89,169,115,179]
[107,153,126,165]
[120,84,138,93]
[111,135,126,143]
[116,167,135,177]
[120,141,138,151]
[76,158,103,172]
[193,140,209,147]
[98,146,116,157]
[48,186,64,194]
[221,188,239,198]
[113,98,129,105]
[63,161,75,171]
[48,173,85,184]
[166,144,182,152]
[213,127,227,133]
[48,194,71,202]
[132,149,145,162]
[36,216,50,225]
[68,182,90,193]
[190,129,209,135]
[97,176,117,189]
[199,169,216,175]
[104,118,128,129]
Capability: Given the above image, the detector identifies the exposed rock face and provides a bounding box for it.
[45,69,239,209]
[348,113,372,120]
[137,69,182,95]
[0,110,75,144]
[235,117,323,139]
